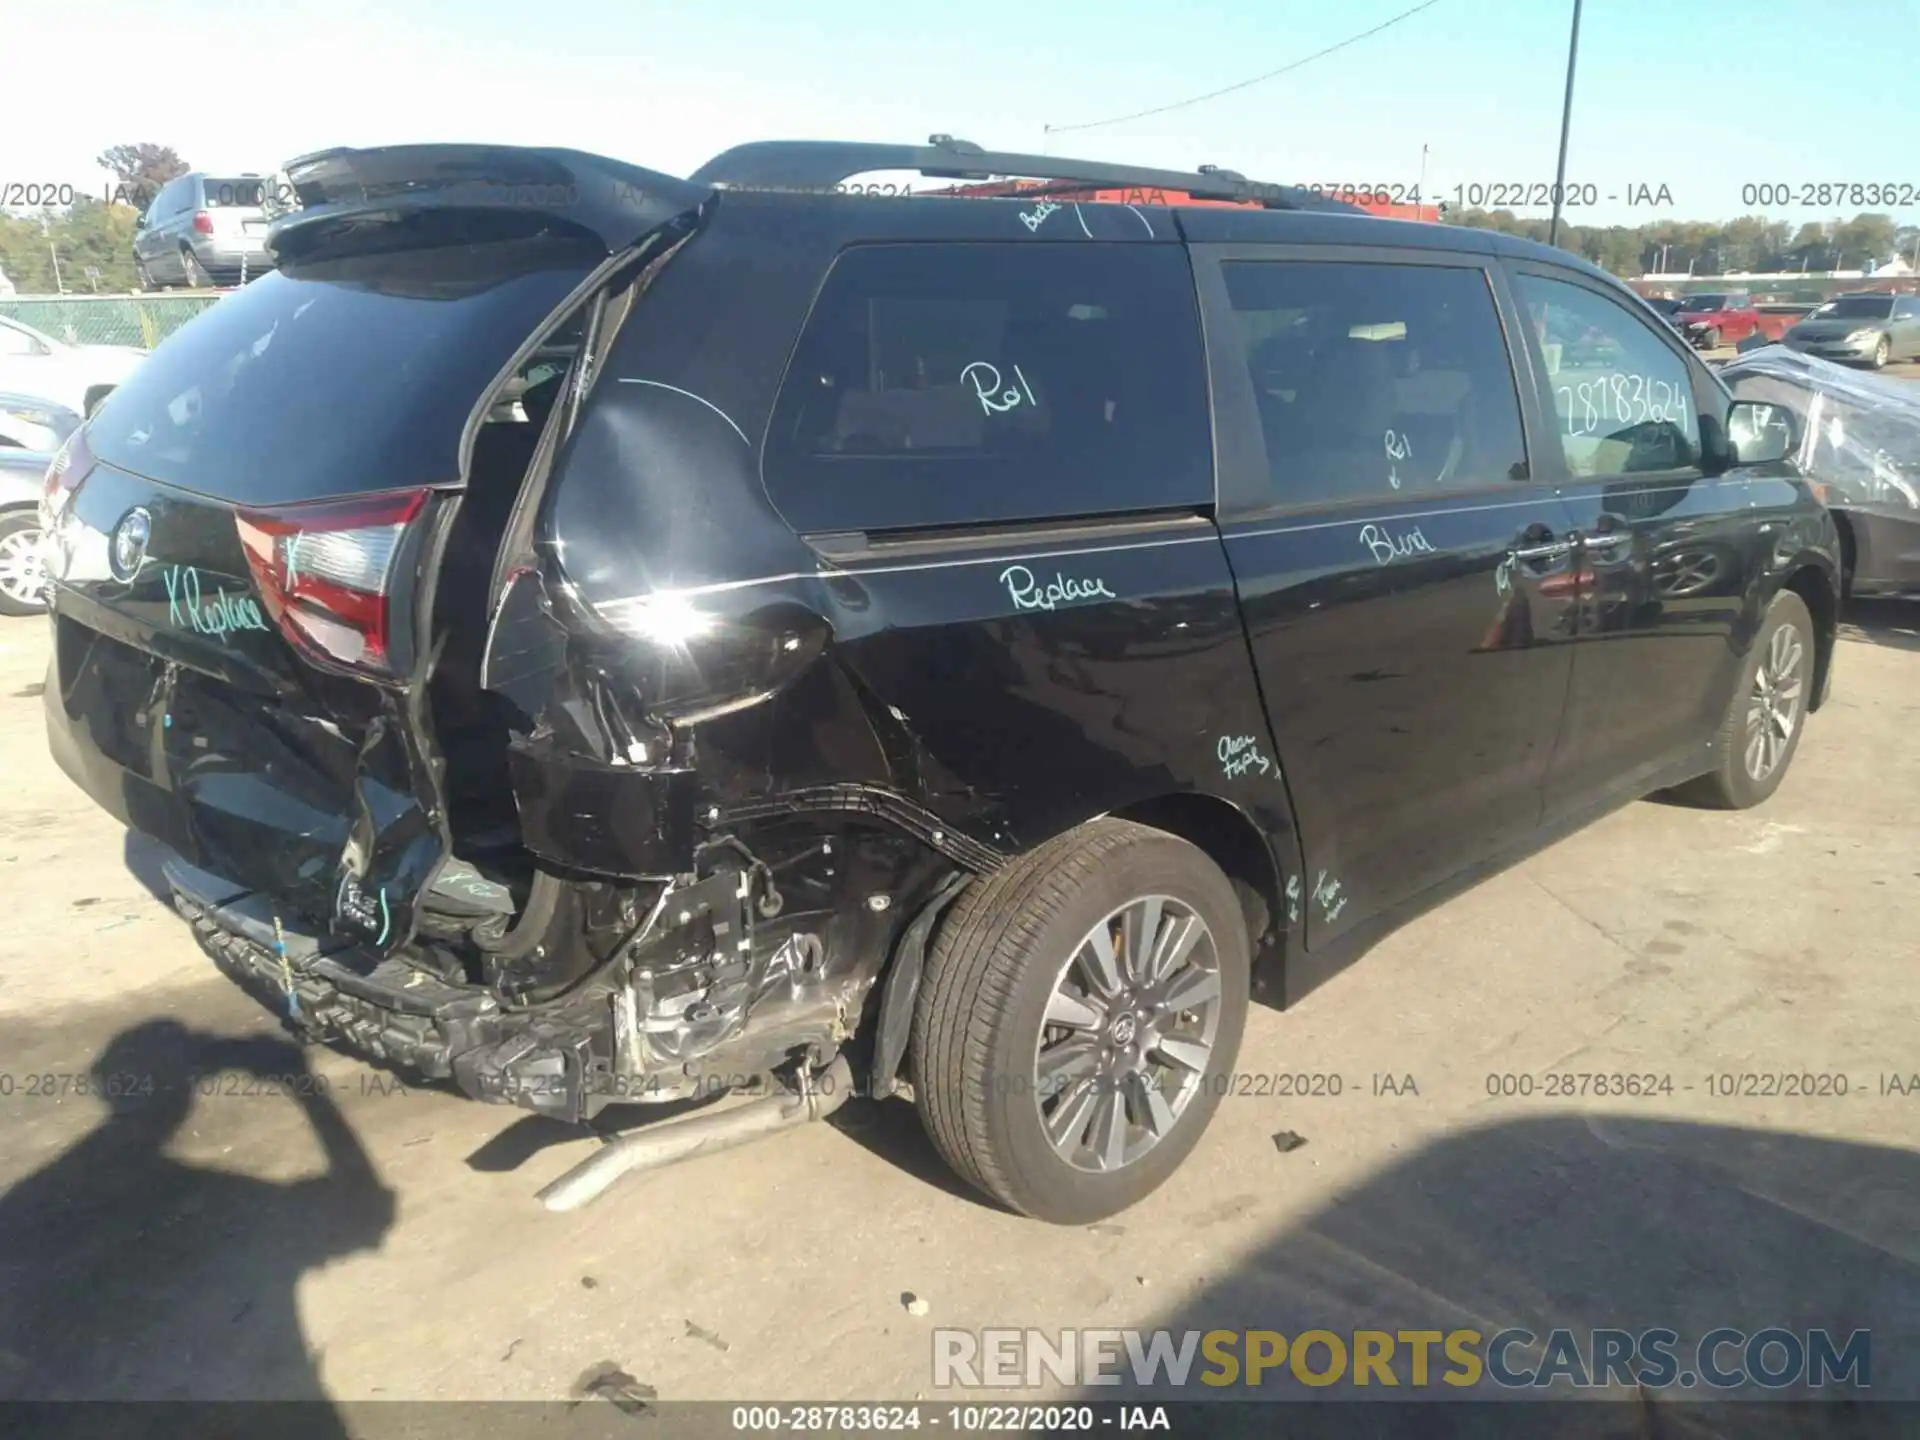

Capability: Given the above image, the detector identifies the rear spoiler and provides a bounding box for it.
[690,135,1361,213]
[265,144,713,258]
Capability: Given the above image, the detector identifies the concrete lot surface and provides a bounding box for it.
[0,597,1916,1427]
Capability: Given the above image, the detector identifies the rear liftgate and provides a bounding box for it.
[53,149,898,1195]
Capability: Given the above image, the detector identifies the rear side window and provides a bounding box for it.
[1513,272,1701,478]
[764,243,1212,533]
[85,233,601,504]
[1221,260,1528,508]
[146,180,182,218]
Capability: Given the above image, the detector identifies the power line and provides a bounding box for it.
[1043,0,1447,137]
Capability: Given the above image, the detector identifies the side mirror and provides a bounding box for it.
[1727,399,1795,465]
[133,214,148,232]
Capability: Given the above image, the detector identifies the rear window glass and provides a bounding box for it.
[764,242,1212,533]
[1813,296,1895,319]
[85,235,600,504]
[203,178,267,208]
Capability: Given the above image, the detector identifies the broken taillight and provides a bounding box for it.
[235,489,428,674]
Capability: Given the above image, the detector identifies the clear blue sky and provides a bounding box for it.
[7,0,1919,226]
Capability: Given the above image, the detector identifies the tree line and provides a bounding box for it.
[3,141,1917,294]
[0,144,186,294]
[1448,208,1918,282]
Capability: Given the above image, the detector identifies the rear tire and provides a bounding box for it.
[0,511,48,617]
[180,247,208,289]
[910,818,1250,1224]
[1669,590,1813,810]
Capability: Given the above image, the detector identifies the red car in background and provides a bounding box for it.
[1675,292,1763,349]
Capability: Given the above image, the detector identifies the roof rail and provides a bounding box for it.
[687,135,1358,213]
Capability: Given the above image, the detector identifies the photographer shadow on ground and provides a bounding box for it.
[0,1019,395,1421]
[1080,1113,1920,1437]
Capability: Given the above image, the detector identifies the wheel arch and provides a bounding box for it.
[869,789,1295,1096]
[1109,791,1290,962]
[1782,560,1839,714]
[1829,509,1856,598]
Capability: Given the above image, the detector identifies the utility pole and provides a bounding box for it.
[39,215,64,295]
[1547,0,1584,249]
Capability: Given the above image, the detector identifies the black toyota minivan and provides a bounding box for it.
[40,138,1840,1223]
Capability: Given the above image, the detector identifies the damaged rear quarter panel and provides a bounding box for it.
[468,193,1309,1106]
[501,196,1301,905]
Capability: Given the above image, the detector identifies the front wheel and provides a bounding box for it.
[1869,334,1891,370]
[0,511,49,616]
[1669,590,1813,809]
[910,819,1250,1223]
[1702,327,1721,351]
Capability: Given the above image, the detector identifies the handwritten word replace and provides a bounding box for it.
[999,564,1116,613]
[163,566,272,641]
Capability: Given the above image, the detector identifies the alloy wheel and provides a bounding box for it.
[1744,620,1805,781]
[0,524,47,610]
[1033,895,1222,1174]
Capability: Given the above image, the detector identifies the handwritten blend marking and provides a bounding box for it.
[1358,524,1436,566]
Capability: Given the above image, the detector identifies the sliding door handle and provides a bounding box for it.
[1582,530,1632,553]
[1510,540,1573,562]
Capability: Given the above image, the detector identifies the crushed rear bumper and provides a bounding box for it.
[165,854,622,1123]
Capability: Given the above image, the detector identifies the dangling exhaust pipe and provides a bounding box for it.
[535,1055,855,1212]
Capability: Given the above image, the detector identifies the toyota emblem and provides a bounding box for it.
[109,507,151,582]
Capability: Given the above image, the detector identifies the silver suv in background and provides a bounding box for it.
[133,173,277,289]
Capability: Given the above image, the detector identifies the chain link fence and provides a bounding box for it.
[0,293,223,348]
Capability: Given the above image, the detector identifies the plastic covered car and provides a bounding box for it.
[1719,345,1920,597]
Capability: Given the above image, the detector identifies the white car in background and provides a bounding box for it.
[0,314,147,417]
[0,393,79,453]
[0,393,80,616]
